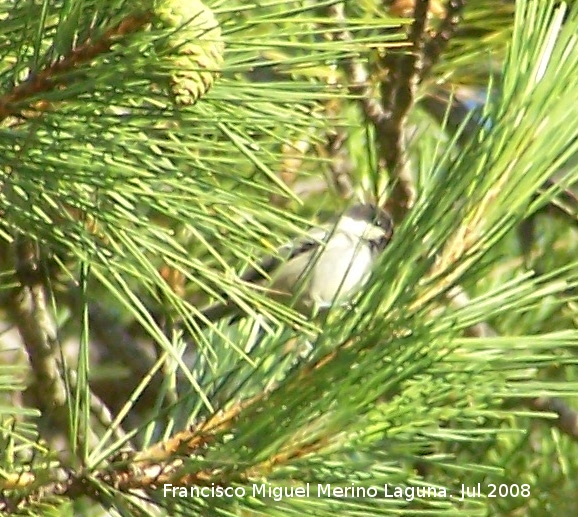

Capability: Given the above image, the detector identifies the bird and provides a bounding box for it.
[198,203,394,324]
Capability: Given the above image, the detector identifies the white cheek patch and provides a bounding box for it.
[337,217,372,238]
[337,216,388,245]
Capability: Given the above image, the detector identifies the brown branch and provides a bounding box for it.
[377,1,466,220]
[0,390,268,509]
[0,13,151,122]
[327,3,394,207]
[331,0,462,219]
[0,335,357,510]
[381,0,430,122]
[379,0,431,220]
[10,238,68,415]
[99,341,360,491]
[8,238,129,453]
[385,0,447,19]
[421,0,466,78]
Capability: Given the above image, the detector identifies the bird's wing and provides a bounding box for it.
[197,226,330,325]
[239,226,329,283]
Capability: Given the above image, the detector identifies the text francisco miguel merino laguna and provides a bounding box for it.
[163,482,488,501]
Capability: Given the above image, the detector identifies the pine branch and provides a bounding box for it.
[378,0,430,219]
[10,238,68,419]
[0,13,152,122]
[330,1,467,219]
[422,88,578,233]
[7,238,115,452]
[0,0,224,123]
[0,339,372,509]
[449,285,578,442]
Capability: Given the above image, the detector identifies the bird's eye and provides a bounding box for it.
[374,214,385,226]
[374,211,393,234]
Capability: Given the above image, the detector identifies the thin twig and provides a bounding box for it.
[379,0,466,219]
[329,2,432,219]
[328,3,389,126]
[326,129,355,199]
[529,396,578,441]
[448,284,578,441]
[327,3,395,205]
[446,285,496,338]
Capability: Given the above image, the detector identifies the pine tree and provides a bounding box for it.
[1,0,577,515]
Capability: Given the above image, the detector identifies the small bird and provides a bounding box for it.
[199,203,394,323]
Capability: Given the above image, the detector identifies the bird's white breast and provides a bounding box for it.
[271,227,374,310]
